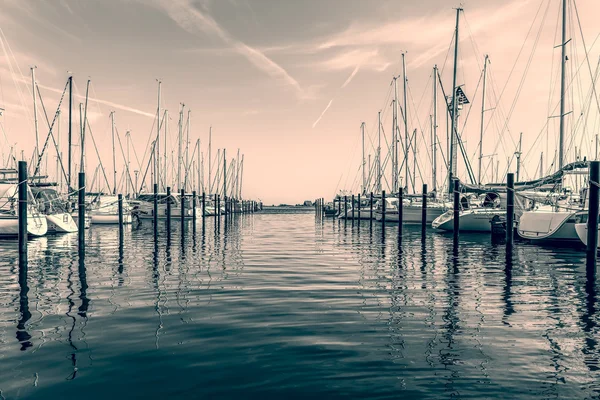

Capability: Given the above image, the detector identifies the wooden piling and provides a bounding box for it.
[506,173,515,252]
[180,189,185,233]
[351,194,355,227]
[369,192,373,230]
[422,184,427,241]
[166,187,172,232]
[398,188,403,247]
[453,179,460,246]
[586,161,599,270]
[344,195,348,226]
[78,172,85,252]
[337,196,341,217]
[192,191,197,222]
[153,183,158,238]
[118,194,123,242]
[381,190,386,230]
[18,161,27,261]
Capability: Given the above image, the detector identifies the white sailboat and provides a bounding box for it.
[89,194,133,224]
[0,182,48,237]
[431,191,507,232]
[32,186,77,233]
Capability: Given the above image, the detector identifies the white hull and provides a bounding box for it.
[0,215,48,237]
[375,205,446,223]
[432,209,505,232]
[338,209,374,220]
[91,212,133,225]
[574,223,600,247]
[46,212,77,233]
[517,210,580,242]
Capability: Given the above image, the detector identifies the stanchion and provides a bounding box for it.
[337,196,341,218]
[78,172,86,252]
[18,161,27,262]
[421,184,427,241]
[586,161,599,271]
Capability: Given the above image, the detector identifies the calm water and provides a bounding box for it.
[0,211,599,399]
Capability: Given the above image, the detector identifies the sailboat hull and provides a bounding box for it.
[432,209,505,232]
[46,213,78,233]
[0,215,48,237]
[517,210,580,242]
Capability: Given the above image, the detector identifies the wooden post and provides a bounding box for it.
[337,196,341,217]
[192,190,197,222]
[78,172,85,252]
[18,161,27,261]
[422,184,427,241]
[351,194,355,227]
[180,189,185,234]
[369,192,374,230]
[153,183,158,238]
[586,161,599,271]
[344,195,348,227]
[357,194,361,228]
[118,193,123,242]
[216,194,221,229]
[453,179,460,246]
[506,173,515,252]
[166,186,171,232]
[398,188,403,247]
[381,190,386,230]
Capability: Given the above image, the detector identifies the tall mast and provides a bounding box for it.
[361,122,366,195]
[239,155,244,199]
[126,130,131,196]
[163,109,168,189]
[540,152,544,178]
[223,148,227,198]
[31,66,39,166]
[449,7,462,193]
[402,53,409,193]
[377,111,382,193]
[412,129,417,190]
[111,111,116,194]
[433,65,438,193]
[57,110,61,190]
[178,103,184,191]
[236,148,240,199]
[208,127,212,194]
[478,54,489,185]
[68,75,73,190]
[185,109,191,192]
[156,80,161,190]
[81,79,90,175]
[558,0,567,170]
[196,139,201,193]
[392,78,398,193]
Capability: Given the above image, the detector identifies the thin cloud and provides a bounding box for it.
[341,64,361,88]
[153,0,304,97]
[312,98,333,129]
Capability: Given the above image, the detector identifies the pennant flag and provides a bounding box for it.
[455,87,470,105]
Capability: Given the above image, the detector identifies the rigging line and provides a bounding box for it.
[32,80,69,180]
[114,126,136,193]
[407,82,433,168]
[488,0,552,164]
[573,0,600,118]
[482,0,547,137]
[86,118,112,192]
[521,32,600,164]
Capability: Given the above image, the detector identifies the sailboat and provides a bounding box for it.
[0,181,48,237]
[31,185,77,233]
[517,0,588,244]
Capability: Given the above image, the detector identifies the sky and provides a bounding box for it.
[0,0,599,205]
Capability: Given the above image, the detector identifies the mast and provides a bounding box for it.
[196,139,201,193]
[111,111,116,194]
[208,127,212,194]
[402,53,409,193]
[57,110,61,190]
[178,103,184,191]
[126,130,131,196]
[377,111,382,193]
[236,148,240,199]
[164,109,168,190]
[558,0,567,170]
[185,109,190,192]
[31,66,39,166]
[478,54,489,185]
[81,79,90,175]
[223,149,227,199]
[412,129,417,190]
[156,80,161,190]
[392,78,398,193]
[516,132,522,181]
[239,155,244,199]
[433,65,438,193]
[361,122,366,195]
[449,7,462,193]
[68,75,73,190]
[540,152,544,178]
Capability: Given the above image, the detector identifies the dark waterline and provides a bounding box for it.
[0,211,598,399]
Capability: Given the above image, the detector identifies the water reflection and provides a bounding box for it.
[16,258,32,351]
